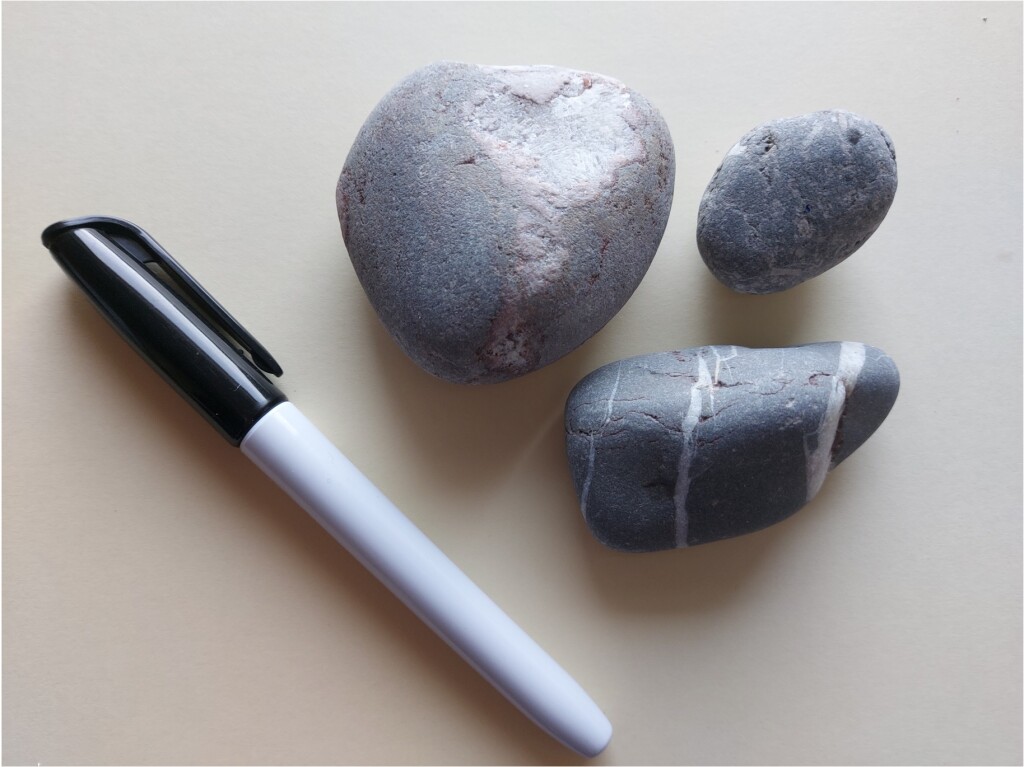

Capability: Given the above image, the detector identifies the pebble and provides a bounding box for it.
[338,61,675,383]
[697,110,897,294]
[564,343,900,551]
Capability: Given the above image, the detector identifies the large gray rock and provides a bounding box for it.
[565,343,899,552]
[338,61,675,384]
[697,110,897,294]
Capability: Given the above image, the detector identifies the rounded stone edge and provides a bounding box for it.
[695,109,898,295]
[338,61,676,385]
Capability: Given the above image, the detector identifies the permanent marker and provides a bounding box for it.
[42,216,612,758]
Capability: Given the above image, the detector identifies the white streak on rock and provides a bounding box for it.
[467,68,643,202]
[579,362,622,517]
[711,345,739,386]
[674,352,713,546]
[804,342,866,501]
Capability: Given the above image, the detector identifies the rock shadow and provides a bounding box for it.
[685,266,822,350]
[359,293,610,500]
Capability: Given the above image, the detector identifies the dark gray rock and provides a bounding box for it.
[565,343,899,552]
[338,61,675,384]
[697,110,897,294]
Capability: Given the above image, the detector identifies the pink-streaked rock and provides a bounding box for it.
[338,61,675,384]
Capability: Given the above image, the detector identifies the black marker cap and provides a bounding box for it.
[43,216,288,446]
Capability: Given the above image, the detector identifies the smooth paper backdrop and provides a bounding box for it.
[3,2,1022,764]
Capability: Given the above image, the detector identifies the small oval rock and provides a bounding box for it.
[565,343,899,552]
[697,110,897,294]
[338,61,675,384]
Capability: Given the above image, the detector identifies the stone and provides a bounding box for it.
[338,61,675,384]
[564,343,899,552]
[697,110,897,294]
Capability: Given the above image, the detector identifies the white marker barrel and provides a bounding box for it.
[241,402,612,757]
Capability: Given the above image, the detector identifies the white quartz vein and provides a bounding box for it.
[579,362,622,517]
[711,345,739,387]
[464,71,644,294]
[674,353,713,546]
[804,341,866,502]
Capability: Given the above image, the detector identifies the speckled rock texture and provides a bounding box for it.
[565,343,900,552]
[338,61,675,384]
[697,110,897,294]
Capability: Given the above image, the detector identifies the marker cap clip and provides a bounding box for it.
[42,216,287,444]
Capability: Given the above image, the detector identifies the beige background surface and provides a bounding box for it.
[3,2,1021,764]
